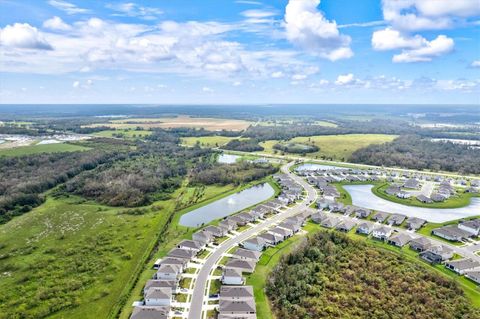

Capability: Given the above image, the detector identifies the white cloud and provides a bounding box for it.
[372,27,424,50]
[43,16,71,31]
[241,9,276,19]
[471,60,480,68]
[291,74,307,80]
[392,35,454,63]
[0,23,53,50]
[72,80,80,88]
[271,71,284,78]
[202,86,214,93]
[106,2,163,20]
[284,0,353,61]
[335,73,355,85]
[382,0,480,32]
[48,0,90,15]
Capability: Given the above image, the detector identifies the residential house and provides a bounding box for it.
[232,248,261,262]
[336,220,356,232]
[225,259,256,273]
[278,221,300,233]
[130,306,169,319]
[311,212,327,224]
[385,185,401,195]
[431,193,446,202]
[356,222,374,235]
[219,219,238,231]
[432,225,472,242]
[177,239,204,252]
[458,219,480,236]
[269,226,293,240]
[329,202,345,213]
[257,232,283,246]
[203,225,228,237]
[406,217,426,231]
[420,245,454,264]
[143,280,177,295]
[317,198,333,210]
[445,259,480,274]
[218,299,256,316]
[192,230,213,245]
[167,248,196,260]
[387,233,412,247]
[404,178,420,189]
[409,237,432,252]
[371,211,389,223]
[154,257,187,272]
[387,214,406,226]
[242,237,267,251]
[372,226,393,240]
[320,216,340,229]
[155,264,182,280]
[355,208,371,219]
[416,195,433,203]
[228,215,248,227]
[222,268,244,285]
[397,191,412,199]
[465,271,480,285]
[144,287,172,306]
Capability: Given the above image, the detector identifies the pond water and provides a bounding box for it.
[344,184,480,223]
[296,163,344,171]
[179,183,275,227]
[218,153,240,164]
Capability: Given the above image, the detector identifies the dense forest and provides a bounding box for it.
[221,139,264,152]
[0,143,124,223]
[273,142,319,154]
[349,135,480,174]
[267,231,480,319]
[190,161,277,186]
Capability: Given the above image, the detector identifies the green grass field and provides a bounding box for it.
[258,134,397,161]
[181,136,243,148]
[372,183,477,209]
[0,143,90,157]
[0,182,234,319]
[92,129,152,139]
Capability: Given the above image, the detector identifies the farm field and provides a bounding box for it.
[181,136,242,148]
[259,134,397,161]
[85,116,252,131]
[91,129,152,139]
[0,143,90,157]
[0,183,234,319]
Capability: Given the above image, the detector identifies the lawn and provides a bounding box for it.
[259,134,397,161]
[372,182,478,209]
[181,136,241,148]
[85,116,252,131]
[0,143,90,157]
[92,129,152,139]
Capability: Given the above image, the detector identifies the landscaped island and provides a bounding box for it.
[267,231,480,319]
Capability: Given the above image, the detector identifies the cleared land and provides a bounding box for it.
[0,143,89,157]
[92,129,152,139]
[259,134,397,161]
[181,136,242,148]
[86,116,252,131]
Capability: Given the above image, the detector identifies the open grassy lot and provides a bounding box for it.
[0,181,234,319]
[181,136,242,148]
[91,129,152,139]
[85,116,252,131]
[0,143,90,157]
[259,134,397,161]
[372,182,478,209]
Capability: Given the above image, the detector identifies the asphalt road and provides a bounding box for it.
[187,161,317,319]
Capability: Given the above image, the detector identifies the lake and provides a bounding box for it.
[218,153,240,164]
[344,184,480,223]
[296,163,344,171]
[179,183,275,227]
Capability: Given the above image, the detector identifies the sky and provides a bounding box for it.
[0,0,479,104]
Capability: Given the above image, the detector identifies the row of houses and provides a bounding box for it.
[317,200,426,230]
[217,209,310,318]
[310,211,480,285]
[432,219,480,242]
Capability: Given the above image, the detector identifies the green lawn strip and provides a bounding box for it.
[175,294,188,302]
[0,143,90,157]
[372,183,477,209]
[180,278,192,289]
[209,279,221,295]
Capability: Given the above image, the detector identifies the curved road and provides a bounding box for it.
[187,161,317,319]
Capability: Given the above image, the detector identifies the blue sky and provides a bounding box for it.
[0,0,479,104]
